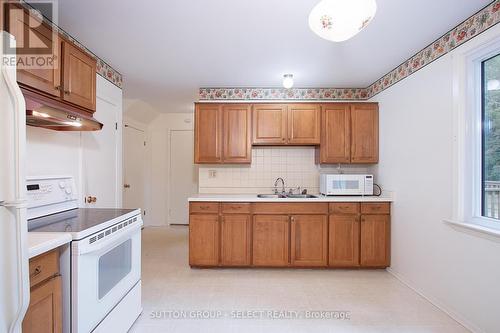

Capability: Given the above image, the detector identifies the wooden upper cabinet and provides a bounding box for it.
[195,103,252,164]
[350,103,379,163]
[290,215,328,267]
[318,104,351,163]
[252,215,290,266]
[5,4,61,97]
[287,104,321,145]
[252,104,287,144]
[222,104,252,163]
[220,214,251,266]
[194,104,223,163]
[360,214,390,267]
[189,214,220,266]
[62,41,96,111]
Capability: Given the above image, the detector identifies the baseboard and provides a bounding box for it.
[386,267,482,333]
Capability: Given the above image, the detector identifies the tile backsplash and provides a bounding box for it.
[198,147,372,194]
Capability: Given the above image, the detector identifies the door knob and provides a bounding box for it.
[124,184,131,189]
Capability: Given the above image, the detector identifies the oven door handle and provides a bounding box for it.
[76,224,142,255]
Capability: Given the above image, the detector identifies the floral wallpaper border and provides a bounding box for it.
[199,88,368,100]
[21,2,123,89]
[200,1,500,101]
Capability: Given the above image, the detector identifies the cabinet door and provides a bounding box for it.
[318,104,351,163]
[221,215,251,266]
[350,103,378,163]
[252,104,287,144]
[189,214,220,266]
[287,104,320,145]
[252,215,289,266]
[222,104,252,163]
[360,214,390,267]
[290,215,328,266]
[194,104,222,163]
[329,215,360,267]
[62,41,96,111]
[22,276,62,333]
[6,5,61,97]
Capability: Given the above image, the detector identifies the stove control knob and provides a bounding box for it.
[59,181,65,189]
[65,187,72,194]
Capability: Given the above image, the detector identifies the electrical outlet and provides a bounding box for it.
[208,170,217,178]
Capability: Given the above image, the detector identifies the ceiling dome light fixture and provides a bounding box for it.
[283,74,294,89]
[308,0,377,42]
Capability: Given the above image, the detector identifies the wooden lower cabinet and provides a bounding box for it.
[290,215,328,266]
[189,214,220,266]
[360,214,390,267]
[329,214,360,267]
[23,249,62,333]
[188,202,390,268]
[220,215,251,266]
[252,215,289,266]
[22,276,62,333]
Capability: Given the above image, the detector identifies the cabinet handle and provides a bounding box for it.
[31,265,42,277]
[200,206,210,210]
[55,86,62,91]
[64,90,70,95]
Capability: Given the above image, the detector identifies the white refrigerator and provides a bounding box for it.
[0,31,30,333]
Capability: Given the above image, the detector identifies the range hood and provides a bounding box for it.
[23,89,103,131]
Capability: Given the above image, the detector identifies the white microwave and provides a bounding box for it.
[320,174,374,196]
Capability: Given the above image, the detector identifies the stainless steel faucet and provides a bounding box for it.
[274,178,285,194]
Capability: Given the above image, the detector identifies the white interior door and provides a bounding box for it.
[82,76,121,208]
[169,130,197,225]
[123,124,145,217]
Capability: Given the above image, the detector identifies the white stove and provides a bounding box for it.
[27,176,143,333]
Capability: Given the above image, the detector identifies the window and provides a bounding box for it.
[481,54,500,221]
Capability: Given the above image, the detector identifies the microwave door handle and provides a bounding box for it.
[77,224,142,255]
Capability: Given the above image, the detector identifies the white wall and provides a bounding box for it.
[370,25,500,333]
[145,113,194,226]
[26,75,123,208]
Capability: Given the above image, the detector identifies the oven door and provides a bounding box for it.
[71,222,142,333]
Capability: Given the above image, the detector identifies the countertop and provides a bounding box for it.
[188,194,393,202]
[28,232,72,259]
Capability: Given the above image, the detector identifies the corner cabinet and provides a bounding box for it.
[194,103,252,164]
[316,103,379,164]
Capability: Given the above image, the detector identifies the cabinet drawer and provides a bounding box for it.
[190,202,219,214]
[329,203,360,215]
[29,249,59,288]
[361,203,390,214]
[253,203,328,215]
[221,203,251,214]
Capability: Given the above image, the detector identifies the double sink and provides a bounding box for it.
[257,194,318,199]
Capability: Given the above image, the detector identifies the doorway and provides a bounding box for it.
[169,130,198,225]
[123,123,146,221]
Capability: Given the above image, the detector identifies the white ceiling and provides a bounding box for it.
[56,0,490,113]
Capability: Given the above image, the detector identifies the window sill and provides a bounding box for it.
[444,219,500,242]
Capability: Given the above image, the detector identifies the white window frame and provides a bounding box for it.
[450,33,500,236]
